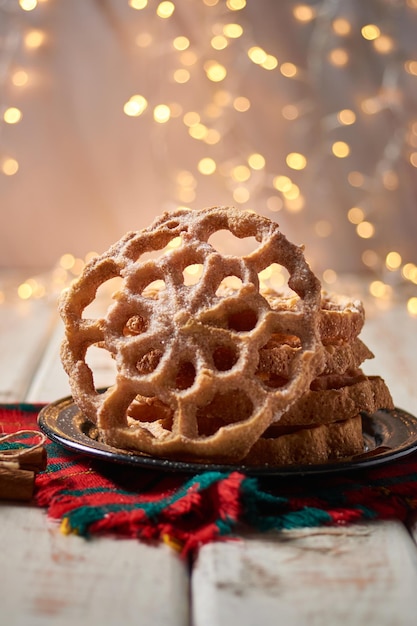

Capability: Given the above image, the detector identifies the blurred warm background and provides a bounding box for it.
[1,0,417,312]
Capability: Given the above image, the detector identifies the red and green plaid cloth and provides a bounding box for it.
[2,404,417,555]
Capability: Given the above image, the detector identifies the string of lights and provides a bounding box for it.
[1,0,417,316]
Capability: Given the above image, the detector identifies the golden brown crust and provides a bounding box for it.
[191,374,393,435]
[274,374,393,426]
[258,337,373,379]
[262,289,365,345]
[242,415,364,466]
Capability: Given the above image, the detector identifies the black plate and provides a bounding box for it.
[37,395,417,476]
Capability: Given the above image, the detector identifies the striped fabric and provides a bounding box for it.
[2,405,417,555]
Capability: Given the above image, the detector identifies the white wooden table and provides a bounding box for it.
[2,284,417,626]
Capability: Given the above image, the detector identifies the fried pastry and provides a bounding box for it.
[59,207,324,462]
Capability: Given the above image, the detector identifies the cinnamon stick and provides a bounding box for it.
[0,465,35,501]
[0,446,47,473]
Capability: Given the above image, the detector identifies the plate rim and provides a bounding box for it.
[37,395,417,477]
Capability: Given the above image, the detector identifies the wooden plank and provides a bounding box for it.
[0,299,56,403]
[0,504,189,626]
[23,316,70,403]
[192,522,417,626]
[360,305,417,414]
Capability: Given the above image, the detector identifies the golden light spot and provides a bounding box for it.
[226,0,246,10]
[129,0,148,8]
[322,269,337,284]
[232,165,251,182]
[405,60,417,76]
[410,152,417,167]
[135,32,153,47]
[286,152,307,170]
[18,283,33,300]
[198,157,216,175]
[233,96,250,112]
[173,69,190,83]
[25,29,46,49]
[386,251,402,271]
[361,24,381,40]
[3,107,22,124]
[183,111,200,127]
[248,46,267,65]
[283,183,300,200]
[12,70,29,87]
[19,0,37,11]
[85,251,99,263]
[71,258,85,276]
[153,104,171,123]
[273,175,292,192]
[407,297,417,317]
[332,141,350,158]
[328,48,349,67]
[332,18,351,36]
[203,0,219,5]
[266,196,283,212]
[156,1,175,18]
[261,55,278,70]
[1,158,19,176]
[280,62,298,77]
[409,268,417,285]
[369,280,389,298]
[337,109,356,125]
[348,171,365,187]
[293,4,316,22]
[362,250,379,268]
[373,36,394,54]
[282,104,299,120]
[204,129,221,144]
[173,36,190,50]
[223,23,243,38]
[356,221,375,239]
[59,253,76,270]
[382,170,398,190]
[315,220,332,237]
[211,35,228,50]
[402,263,415,280]
[347,207,365,224]
[176,170,196,187]
[233,187,250,203]
[189,123,208,140]
[204,61,227,82]
[29,279,46,299]
[247,153,265,170]
[123,94,148,116]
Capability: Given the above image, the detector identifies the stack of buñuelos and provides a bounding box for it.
[59,207,393,466]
